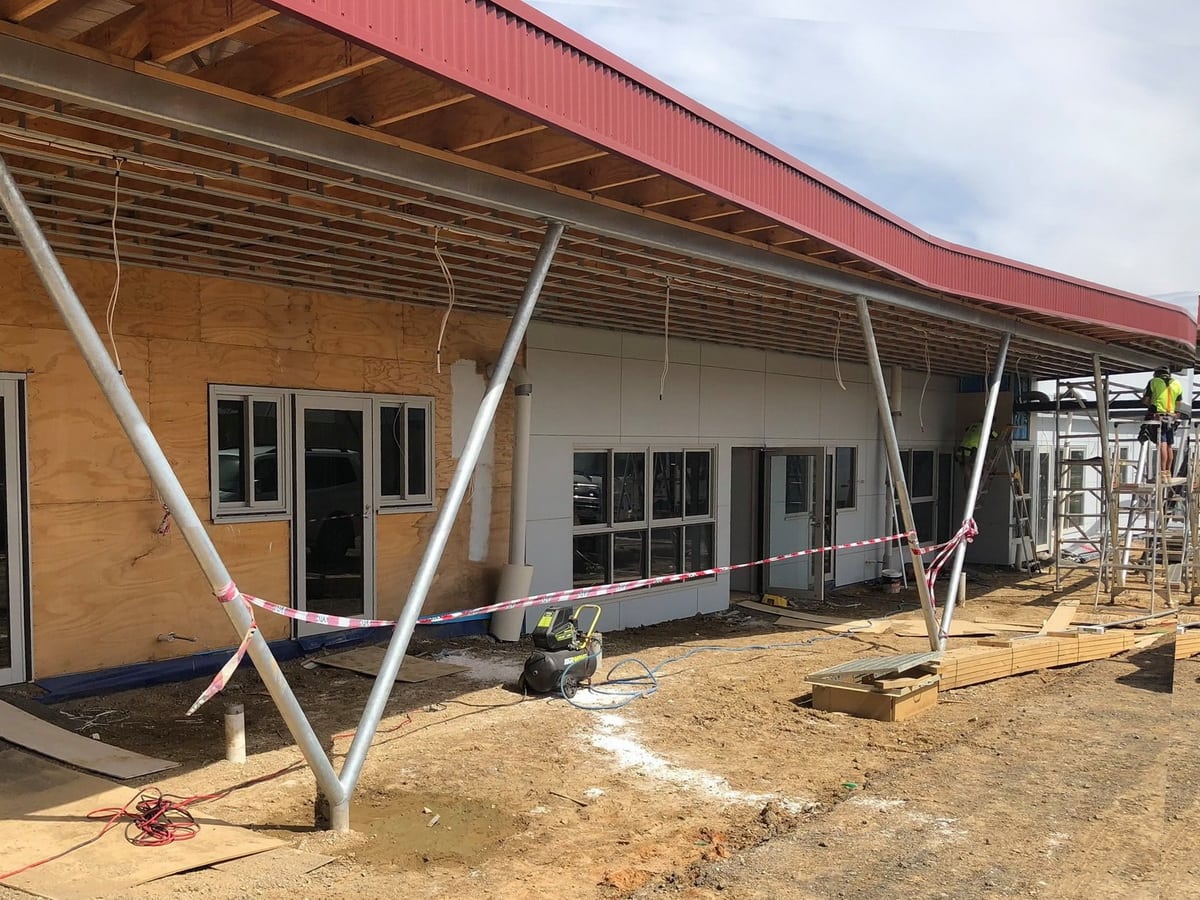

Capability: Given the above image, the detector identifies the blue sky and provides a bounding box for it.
[526,0,1200,316]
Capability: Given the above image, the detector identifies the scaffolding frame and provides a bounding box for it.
[1048,366,1197,612]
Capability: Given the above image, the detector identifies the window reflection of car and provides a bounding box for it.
[304,449,362,567]
[218,447,362,567]
[573,472,603,525]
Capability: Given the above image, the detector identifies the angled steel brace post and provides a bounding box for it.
[1091,355,1118,593]
[856,297,940,651]
[939,333,1010,648]
[0,153,348,809]
[331,221,566,830]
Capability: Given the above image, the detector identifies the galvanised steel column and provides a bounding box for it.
[938,332,1011,649]
[856,297,940,651]
[1092,355,1117,595]
[0,153,347,811]
[333,221,566,828]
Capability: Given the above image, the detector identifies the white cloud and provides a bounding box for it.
[529,1,1200,304]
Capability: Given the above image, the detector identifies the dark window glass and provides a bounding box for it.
[573,452,608,526]
[652,451,683,519]
[613,531,647,582]
[937,452,954,543]
[685,523,714,573]
[912,450,935,498]
[407,406,428,497]
[650,526,681,576]
[685,451,711,517]
[379,406,404,497]
[306,454,357,490]
[784,454,810,515]
[834,447,856,510]
[912,501,935,541]
[217,398,247,503]
[1037,452,1050,546]
[613,452,645,523]
[251,401,279,502]
[573,533,610,587]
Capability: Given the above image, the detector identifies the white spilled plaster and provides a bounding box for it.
[451,359,494,562]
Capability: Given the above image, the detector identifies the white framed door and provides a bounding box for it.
[0,377,28,685]
[762,448,826,602]
[294,395,375,636]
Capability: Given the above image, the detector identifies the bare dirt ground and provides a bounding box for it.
[1,568,1192,899]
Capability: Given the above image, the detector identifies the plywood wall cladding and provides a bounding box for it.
[0,250,517,677]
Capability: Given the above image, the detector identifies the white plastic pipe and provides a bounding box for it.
[225,703,246,765]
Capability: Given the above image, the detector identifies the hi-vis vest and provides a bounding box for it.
[1146,376,1183,414]
[961,423,984,450]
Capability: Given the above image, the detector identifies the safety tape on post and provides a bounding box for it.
[186,583,259,716]
[923,518,978,598]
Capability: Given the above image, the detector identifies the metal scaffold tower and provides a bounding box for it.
[1049,367,1197,612]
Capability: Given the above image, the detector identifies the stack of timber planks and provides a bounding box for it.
[932,632,1139,690]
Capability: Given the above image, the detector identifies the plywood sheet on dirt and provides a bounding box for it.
[772,616,891,635]
[0,749,282,900]
[0,700,177,779]
[212,847,336,877]
[1039,601,1079,634]
[315,646,468,682]
[737,600,890,634]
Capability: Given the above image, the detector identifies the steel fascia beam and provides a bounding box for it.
[0,32,1171,372]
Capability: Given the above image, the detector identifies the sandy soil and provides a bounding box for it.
[0,568,1193,899]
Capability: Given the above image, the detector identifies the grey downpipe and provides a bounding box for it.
[0,153,346,809]
[856,297,940,651]
[938,332,1011,648]
[490,364,533,641]
[334,221,566,821]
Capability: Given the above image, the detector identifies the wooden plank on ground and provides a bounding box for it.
[315,646,468,682]
[0,749,282,899]
[0,700,177,780]
[212,847,336,877]
[892,620,999,638]
[773,616,891,635]
[1039,600,1079,634]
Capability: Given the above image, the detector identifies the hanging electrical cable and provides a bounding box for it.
[659,276,671,401]
[833,313,847,391]
[432,226,455,375]
[104,158,124,375]
[919,332,931,432]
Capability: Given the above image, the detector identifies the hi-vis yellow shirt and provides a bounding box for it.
[1146,376,1184,414]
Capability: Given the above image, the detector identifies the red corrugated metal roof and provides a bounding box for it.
[266,0,1194,350]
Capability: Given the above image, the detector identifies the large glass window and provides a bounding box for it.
[572,448,716,588]
[210,387,435,522]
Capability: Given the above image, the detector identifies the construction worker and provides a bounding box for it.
[1142,365,1184,476]
[955,422,998,468]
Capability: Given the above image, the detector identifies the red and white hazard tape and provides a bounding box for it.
[923,518,978,598]
[187,527,964,713]
[418,531,913,625]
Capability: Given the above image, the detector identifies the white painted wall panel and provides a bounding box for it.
[621,359,701,437]
[528,349,622,437]
[699,367,766,439]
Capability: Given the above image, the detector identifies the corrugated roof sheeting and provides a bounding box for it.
[266,0,1194,350]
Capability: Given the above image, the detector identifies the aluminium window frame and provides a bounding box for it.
[208,385,291,524]
[374,396,436,512]
[571,444,718,590]
[208,385,437,524]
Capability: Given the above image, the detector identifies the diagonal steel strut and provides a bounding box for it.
[329,221,566,830]
[0,151,348,809]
